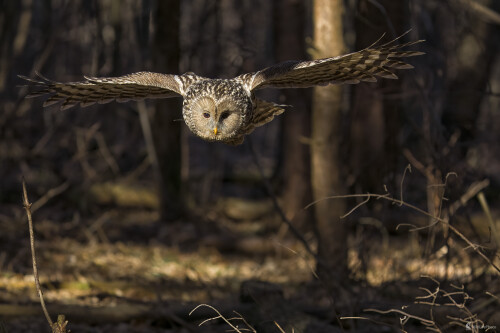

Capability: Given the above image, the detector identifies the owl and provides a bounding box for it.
[20,34,423,145]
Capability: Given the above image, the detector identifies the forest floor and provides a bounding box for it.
[0,193,499,332]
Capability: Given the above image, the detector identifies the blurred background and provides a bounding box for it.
[0,0,499,332]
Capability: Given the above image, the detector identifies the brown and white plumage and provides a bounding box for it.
[19,71,204,110]
[20,33,423,145]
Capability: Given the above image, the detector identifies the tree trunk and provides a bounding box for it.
[151,0,183,221]
[311,0,348,279]
[350,0,406,193]
[274,0,313,229]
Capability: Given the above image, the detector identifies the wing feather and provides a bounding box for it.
[19,71,205,110]
[238,33,424,91]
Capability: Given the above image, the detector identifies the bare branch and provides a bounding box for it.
[190,304,256,333]
[21,179,54,328]
[304,187,500,273]
[31,181,70,213]
[399,164,412,207]
[340,195,371,218]
[364,308,437,327]
[458,0,500,25]
[477,191,500,248]
[448,179,489,216]
[248,137,317,259]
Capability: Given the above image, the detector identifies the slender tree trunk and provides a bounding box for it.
[0,1,28,92]
[151,0,183,221]
[274,0,313,229]
[311,0,348,279]
[110,0,122,76]
[350,0,406,192]
[440,1,500,142]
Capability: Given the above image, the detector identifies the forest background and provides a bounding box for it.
[0,0,499,332]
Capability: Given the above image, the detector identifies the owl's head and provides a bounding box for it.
[182,80,252,143]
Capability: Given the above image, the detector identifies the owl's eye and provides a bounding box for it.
[220,111,230,120]
[202,112,210,119]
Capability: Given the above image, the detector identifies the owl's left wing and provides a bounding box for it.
[19,71,205,110]
[237,34,424,92]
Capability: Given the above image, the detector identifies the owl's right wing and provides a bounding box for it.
[237,33,424,92]
[19,71,205,110]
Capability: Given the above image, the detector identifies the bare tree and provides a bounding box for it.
[311,0,348,278]
[274,0,313,229]
[349,0,407,193]
[151,0,183,221]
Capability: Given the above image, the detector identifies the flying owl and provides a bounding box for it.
[20,34,423,145]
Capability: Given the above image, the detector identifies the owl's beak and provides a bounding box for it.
[213,127,218,136]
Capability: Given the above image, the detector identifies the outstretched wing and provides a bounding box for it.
[19,71,205,110]
[237,33,424,91]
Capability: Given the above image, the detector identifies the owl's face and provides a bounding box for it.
[187,96,245,141]
[182,80,252,142]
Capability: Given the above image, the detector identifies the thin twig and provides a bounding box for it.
[305,191,500,274]
[437,172,458,223]
[190,304,251,333]
[305,193,391,211]
[95,132,120,175]
[21,179,53,327]
[234,311,257,333]
[248,138,317,259]
[366,0,398,38]
[340,315,400,330]
[340,195,371,218]
[400,164,412,206]
[448,179,489,216]
[458,0,500,25]
[363,277,488,332]
[477,192,500,248]
[137,100,161,180]
[364,308,437,327]
[274,321,292,333]
[485,291,500,302]
[31,181,70,213]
